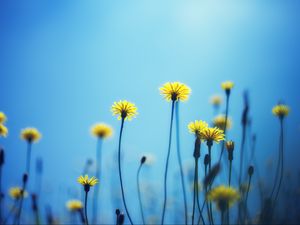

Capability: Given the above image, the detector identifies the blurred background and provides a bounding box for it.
[0,0,299,224]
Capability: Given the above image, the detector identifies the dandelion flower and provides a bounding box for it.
[78,175,98,187]
[66,200,83,212]
[210,95,222,107]
[160,82,191,102]
[221,81,234,92]
[91,123,113,139]
[0,112,7,123]
[200,127,225,144]
[111,100,138,121]
[188,120,208,136]
[272,104,290,118]
[0,124,8,137]
[207,185,240,211]
[21,128,41,143]
[9,187,28,200]
[213,115,232,131]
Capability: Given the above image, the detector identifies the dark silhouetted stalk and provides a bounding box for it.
[207,141,214,225]
[79,209,86,225]
[31,194,40,225]
[175,102,188,225]
[3,200,18,225]
[221,210,225,225]
[0,148,4,223]
[161,100,175,225]
[204,154,211,225]
[244,166,254,222]
[15,173,28,225]
[92,138,103,224]
[84,186,89,225]
[118,118,134,225]
[218,92,230,163]
[137,157,146,225]
[273,118,284,209]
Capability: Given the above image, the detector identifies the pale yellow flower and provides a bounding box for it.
[21,128,41,143]
[91,123,113,139]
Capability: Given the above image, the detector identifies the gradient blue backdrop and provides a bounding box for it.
[0,0,299,223]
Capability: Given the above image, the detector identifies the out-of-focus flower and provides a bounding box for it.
[20,128,41,143]
[0,124,8,137]
[207,185,240,211]
[188,120,208,137]
[213,115,232,131]
[142,153,156,166]
[210,95,222,107]
[91,123,113,139]
[221,81,234,92]
[160,82,191,102]
[272,104,290,119]
[66,200,83,212]
[9,187,28,199]
[111,100,138,121]
[0,112,7,123]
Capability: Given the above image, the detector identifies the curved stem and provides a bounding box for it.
[161,101,175,225]
[118,118,134,225]
[84,191,89,225]
[194,158,205,225]
[92,138,103,224]
[192,159,197,225]
[175,102,188,225]
[137,164,145,225]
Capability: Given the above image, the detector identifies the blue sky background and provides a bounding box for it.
[0,0,300,224]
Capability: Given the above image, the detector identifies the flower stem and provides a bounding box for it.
[3,200,18,225]
[161,100,175,225]
[118,118,134,225]
[137,163,145,225]
[84,191,89,225]
[92,138,103,224]
[175,102,188,225]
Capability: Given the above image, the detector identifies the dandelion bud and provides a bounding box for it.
[248,166,254,176]
[115,209,120,216]
[193,137,201,159]
[140,156,146,164]
[23,173,28,184]
[0,148,4,166]
[31,194,38,211]
[226,141,234,161]
[204,154,210,166]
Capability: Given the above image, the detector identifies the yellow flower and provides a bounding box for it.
[77,175,98,187]
[207,185,240,211]
[0,112,7,123]
[20,128,41,143]
[210,95,222,107]
[188,120,208,136]
[200,127,225,144]
[66,200,83,212]
[111,100,138,121]
[160,82,191,102]
[0,124,8,137]
[213,115,232,131]
[9,187,28,200]
[221,81,234,91]
[272,104,290,118]
[91,123,113,139]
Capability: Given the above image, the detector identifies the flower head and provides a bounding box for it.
[160,82,191,102]
[78,175,98,187]
[21,128,41,143]
[0,124,8,137]
[188,120,208,136]
[111,100,138,121]
[272,104,290,119]
[91,123,113,139]
[66,200,83,212]
[226,141,234,151]
[221,81,234,92]
[9,187,28,200]
[213,115,232,131]
[0,112,7,124]
[210,95,222,107]
[200,127,225,144]
[207,185,240,211]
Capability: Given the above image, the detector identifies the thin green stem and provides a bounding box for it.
[192,159,198,225]
[92,138,103,224]
[175,102,188,225]
[161,100,175,225]
[229,161,232,187]
[118,118,134,225]
[218,94,230,163]
[137,164,145,225]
